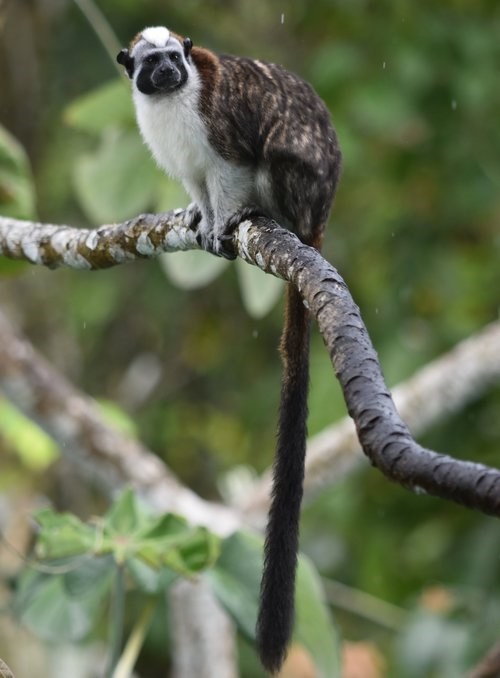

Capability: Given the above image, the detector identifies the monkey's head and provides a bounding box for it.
[117,26,194,96]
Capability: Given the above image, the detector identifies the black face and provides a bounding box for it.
[135,49,188,96]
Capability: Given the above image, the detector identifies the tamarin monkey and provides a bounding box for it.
[118,26,341,674]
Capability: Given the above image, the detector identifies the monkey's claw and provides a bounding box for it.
[195,229,236,260]
[217,233,237,260]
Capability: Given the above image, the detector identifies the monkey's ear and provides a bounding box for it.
[117,48,135,78]
[183,37,193,57]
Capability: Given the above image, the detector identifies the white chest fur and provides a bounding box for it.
[133,74,213,183]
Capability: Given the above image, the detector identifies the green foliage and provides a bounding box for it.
[35,509,97,559]
[0,125,35,276]
[14,490,220,671]
[235,260,284,319]
[295,556,341,676]
[17,489,220,642]
[16,569,107,642]
[0,398,58,471]
[33,489,220,574]
[159,250,229,290]
[73,127,161,223]
[64,79,135,133]
[0,125,35,220]
[208,531,262,640]
[15,492,339,674]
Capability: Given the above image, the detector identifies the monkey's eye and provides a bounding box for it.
[169,52,180,63]
[145,54,158,65]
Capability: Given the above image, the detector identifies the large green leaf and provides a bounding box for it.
[236,258,284,318]
[207,531,262,640]
[63,554,115,597]
[73,127,160,222]
[137,512,189,540]
[103,487,147,535]
[16,570,103,642]
[0,398,58,469]
[127,556,178,594]
[295,555,341,677]
[64,79,135,133]
[160,250,229,289]
[35,509,98,559]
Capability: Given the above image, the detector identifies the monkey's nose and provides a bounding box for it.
[152,64,179,90]
[158,65,174,77]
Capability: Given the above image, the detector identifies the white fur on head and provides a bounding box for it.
[141,26,171,48]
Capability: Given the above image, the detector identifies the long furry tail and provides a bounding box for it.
[256,283,310,674]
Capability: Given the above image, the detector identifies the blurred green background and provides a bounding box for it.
[1,0,500,676]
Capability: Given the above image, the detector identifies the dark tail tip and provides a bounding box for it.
[258,634,288,674]
[257,631,289,675]
[256,552,296,672]
[256,472,302,674]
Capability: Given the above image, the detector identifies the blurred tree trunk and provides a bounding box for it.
[0,0,63,155]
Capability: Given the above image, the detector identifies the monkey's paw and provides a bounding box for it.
[195,225,237,261]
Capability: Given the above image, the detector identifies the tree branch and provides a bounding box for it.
[0,308,239,536]
[243,320,500,517]
[0,212,197,269]
[1,211,499,517]
[468,641,500,678]
[238,217,500,516]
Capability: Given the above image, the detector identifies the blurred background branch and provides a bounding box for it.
[0,307,239,535]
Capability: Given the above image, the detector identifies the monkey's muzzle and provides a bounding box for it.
[151,66,182,92]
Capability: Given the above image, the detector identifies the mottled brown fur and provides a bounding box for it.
[189,49,340,244]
